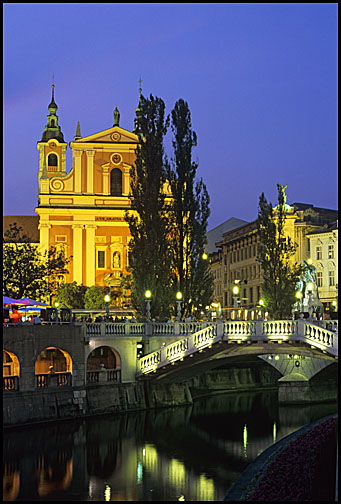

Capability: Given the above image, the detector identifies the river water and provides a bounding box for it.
[3,390,337,501]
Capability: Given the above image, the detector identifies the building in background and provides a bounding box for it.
[306,221,338,315]
[210,203,338,318]
[205,218,248,312]
[34,85,141,305]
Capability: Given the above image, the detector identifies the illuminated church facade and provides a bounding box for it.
[35,85,140,301]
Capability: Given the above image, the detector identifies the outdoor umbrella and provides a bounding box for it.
[16,298,50,307]
[3,296,26,305]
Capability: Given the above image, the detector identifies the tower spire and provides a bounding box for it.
[133,77,143,135]
[74,121,82,140]
[40,80,65,142]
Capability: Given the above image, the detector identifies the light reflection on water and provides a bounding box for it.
[3,391,337,501]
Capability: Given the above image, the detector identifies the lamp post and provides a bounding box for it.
[232,285,239,320]
[176,291,182,321]
[145,290,151,321]
[296,291,302,316]
[258,299,264,320]
[104,294,110,319]
[307,282,313,321]
[54,301,59,324]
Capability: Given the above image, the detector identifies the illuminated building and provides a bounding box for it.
[306,220,338,313]
[211,203,338,317]
[34,84,141,304]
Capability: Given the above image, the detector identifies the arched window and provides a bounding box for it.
[48,154,58,166]
[110,168,122,196]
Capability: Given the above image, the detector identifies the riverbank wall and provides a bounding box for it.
[3,364,337,427]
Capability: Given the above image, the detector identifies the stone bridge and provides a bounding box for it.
[137,319,338,383]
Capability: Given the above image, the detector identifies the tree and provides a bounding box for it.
[125,93,175,320]
[84,286,106,310]
[55,282,87,308]
[3,223,71,301]
[257,184,303,319]
[167,99,213,316]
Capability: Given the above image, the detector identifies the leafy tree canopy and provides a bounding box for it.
[3,223,71,302]
[84,286,107,310]
[257,184,303,319]
[55,282,87,309]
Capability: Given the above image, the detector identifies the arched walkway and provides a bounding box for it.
[86,345,121,384]
[3,350,20,391]
[35,347,73,388]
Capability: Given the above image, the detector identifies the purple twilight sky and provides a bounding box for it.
[3,3,338,230]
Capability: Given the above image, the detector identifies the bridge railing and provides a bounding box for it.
[3,376,19,392]
[139,324,219,374]
[302,322,338,357]
[35,372,72,388]
[86,368,121,384]
[84,321,213,338]
[138,319,338,376]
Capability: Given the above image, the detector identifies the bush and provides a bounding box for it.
[250,417,337,501]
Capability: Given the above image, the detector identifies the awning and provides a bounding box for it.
[16,298,50,307]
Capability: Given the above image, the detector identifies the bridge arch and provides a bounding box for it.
[86,345,121,384]
[34,347,73,388]
[3,349,20,391]
[35,347,73,374]
[3,349,20,377]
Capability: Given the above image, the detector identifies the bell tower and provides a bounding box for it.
[37,81,67,192]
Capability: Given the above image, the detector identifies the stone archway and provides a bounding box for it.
[3,350,20,391]
[86,345,121,384]
[35,347,73,388]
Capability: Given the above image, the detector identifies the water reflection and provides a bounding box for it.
[3,391,337,501]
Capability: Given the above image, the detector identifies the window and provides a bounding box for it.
[328,245,334,259]
[329,271,335,287]
[110,168,122,196]
[316,271,323,287]
[48,154,58,166]
[316,246,322,260]
[249,287,253,304]
[97,250,105,269]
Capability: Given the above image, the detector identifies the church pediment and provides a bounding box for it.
[71,126,139,145]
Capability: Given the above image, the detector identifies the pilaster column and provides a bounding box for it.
[102,166,110,195]
[123,164,131,195]
[60,145,67,174]
[74,150,82,192]
[85,224,97,287]
[38,223,51,255]
[86,151,95,193]
[72,224,84,284]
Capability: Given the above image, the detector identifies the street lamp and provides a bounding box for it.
[258,299,264,320]
[54,301,59,324]
[232,285,239,320]
[176,291,182,321]
[202,252,208,260]
[296,291,302,316]
[104,294,110,319]
[307,282,313,321]
[145,290,151,321]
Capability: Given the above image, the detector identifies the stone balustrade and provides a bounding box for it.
[138,319,338,376]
